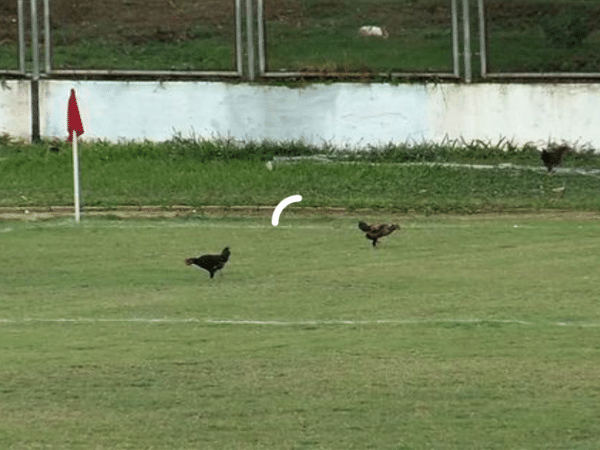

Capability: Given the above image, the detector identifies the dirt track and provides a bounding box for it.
[0,205,357,221]
[1,205,599,222]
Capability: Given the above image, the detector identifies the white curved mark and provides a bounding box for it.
[271,195,302,226]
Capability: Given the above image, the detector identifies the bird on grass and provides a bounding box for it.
[358,222,399,247]
[541,144,570,174]
[185,247,230,279]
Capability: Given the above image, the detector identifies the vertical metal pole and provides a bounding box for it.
[30,0,41,142]
[30,0,39,80]
[245,0,255,80]
[451,0,459,77]
[17,0,26,73]
[31,81,40,142]
[257,0,265,75]
[43,0,51,73]
[235,0,243,76]
[477,0,487,78]
[462,0,472,82]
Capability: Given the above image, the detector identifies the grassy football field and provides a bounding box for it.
[1,214,599,449]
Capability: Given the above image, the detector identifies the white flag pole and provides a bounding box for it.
[73,132,81,222]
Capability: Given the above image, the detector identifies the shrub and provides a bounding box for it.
[540,6,594,48]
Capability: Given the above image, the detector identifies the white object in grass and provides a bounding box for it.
[358,26,389,39]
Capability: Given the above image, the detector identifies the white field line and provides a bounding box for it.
[0,317,598,327]
[271,157,600,176]
[400,162,600,176]
[2,221,335,231]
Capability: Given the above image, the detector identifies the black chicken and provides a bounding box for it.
[541,144,570,173]
[358,222,399,247]
[185,247,230,278]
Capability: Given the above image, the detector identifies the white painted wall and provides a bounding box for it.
[432,83,600,148]
[0,81,30,140]
[2,80,599,149]
[39,81,433,147]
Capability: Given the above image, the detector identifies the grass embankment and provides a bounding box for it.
[1,137,600,213]
[3,0,599,75]
[1,216,600,449]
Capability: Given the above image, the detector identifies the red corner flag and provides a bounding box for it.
[67,89,84,142]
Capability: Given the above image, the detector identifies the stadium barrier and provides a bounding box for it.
[1,0,600,144]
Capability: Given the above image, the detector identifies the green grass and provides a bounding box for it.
[2,138,600,213]
[51,34,236,72]
[487,28,600,73]
[1,216,600,449]
[265,23,453,73]
[0,45,18,71]
[484,0,600,73]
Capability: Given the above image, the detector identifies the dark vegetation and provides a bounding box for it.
[485,0,600,72]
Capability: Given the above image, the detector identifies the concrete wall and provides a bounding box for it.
[0,81,30,141]
[2,79,599,149]
[433,83,600,148]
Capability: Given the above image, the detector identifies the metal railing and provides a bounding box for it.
[2,0,599,82]
[254,0,461,80]
[0,0,26,76]
[44,0,243,79]
[2,0,462,81]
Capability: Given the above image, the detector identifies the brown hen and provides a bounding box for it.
[358,222,399,247]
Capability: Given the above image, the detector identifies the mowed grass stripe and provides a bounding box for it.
[1,315,599,449]
[1,317,600,327]
[2,216,600,324]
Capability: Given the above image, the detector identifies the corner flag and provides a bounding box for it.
[67,89,84,142]
[67,89,84,222]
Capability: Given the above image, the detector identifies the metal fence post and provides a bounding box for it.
[477,0,487,78]
[30,0,39,80]
[17,0,26,73]
[245,0,255,80]
[451,0,460,78]
[257,0,265,75]
[462,0,472,82]
[235,0,243,76]
[43,0,51,73]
